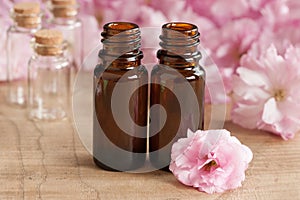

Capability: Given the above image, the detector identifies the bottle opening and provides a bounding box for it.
[163,22,198,37]
[106,22,138,31]
[102,22,140,38]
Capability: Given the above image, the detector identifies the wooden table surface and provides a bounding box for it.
[0,84,300,200]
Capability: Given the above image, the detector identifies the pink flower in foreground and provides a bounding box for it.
[232,45,300,140]
[170,129,253,194]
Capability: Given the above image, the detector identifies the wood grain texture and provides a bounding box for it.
[0,84,299,200]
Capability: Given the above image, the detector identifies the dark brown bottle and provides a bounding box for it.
[93,22,148,171]
[149,22,205,171]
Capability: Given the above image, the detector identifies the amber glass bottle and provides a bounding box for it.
[150,22,205,170]
[93,22,148,171]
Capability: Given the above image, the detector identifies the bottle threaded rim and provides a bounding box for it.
[160,22,200,48]
[158,22,202,66]
[100,22,142,57]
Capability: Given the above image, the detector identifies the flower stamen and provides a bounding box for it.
[274,89,285,102]
[203,160,218,171]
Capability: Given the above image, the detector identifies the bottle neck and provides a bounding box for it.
[157,50,201,68]
[51,16,79,25]
[158,22,201,68]
[34,53,64,60]
[12,23,41,33]
[32,53,69,70]
[33,41,67,57]
[99,22,143,69]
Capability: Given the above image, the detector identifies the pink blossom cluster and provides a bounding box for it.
[197,0,300,92]
[181,0,300,139]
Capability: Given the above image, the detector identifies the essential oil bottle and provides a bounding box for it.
[93,22,148,171]
[149,22,205,170]
[28,29,71,121]
[6,2,42,107]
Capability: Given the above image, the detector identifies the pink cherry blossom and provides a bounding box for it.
[96,0,167,27]
[170,129,253,194]
[185,0,267,26]
[148,0,216,32]
[149,0,186,20]
[232,45,300,140]
[241,25,300,63]
[262,0,300,30]
[203,18,261,93]
[261,0,290,29]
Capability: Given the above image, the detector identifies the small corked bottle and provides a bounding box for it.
[6,2,42,107]
[93,22,148,171]
[47,0,83,76]
[28,29,71,121]
[149,22,205,170]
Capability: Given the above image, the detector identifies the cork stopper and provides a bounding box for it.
[14,2,40,14]
[35,29,63,45]
[52,0,76,5]
[13,2,41,28]
[34,29,64,56]
[51,0,78,18]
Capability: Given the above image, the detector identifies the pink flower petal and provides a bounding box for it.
[262,98,283,124]
[236,67,269,87]
[233,75,270,102]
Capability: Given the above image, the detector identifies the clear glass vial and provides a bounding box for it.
[93,22,148,171]
[149,22,205,170]
[28,29,71,121]
[6,2,42,107]
[47,0,83,75]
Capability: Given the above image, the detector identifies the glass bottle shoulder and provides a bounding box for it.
[94,64,148,82]
[151,63,205,81]
[7,25,40,35]
[48,18,82,30]
[29,54,70,70]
